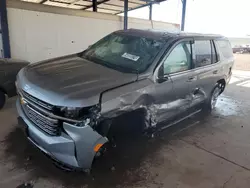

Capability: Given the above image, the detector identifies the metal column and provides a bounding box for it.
[181,0,187,31]
[149,3,152,20]
[0,0,11,58]
[124,0,128,30]
[93,0,97,12]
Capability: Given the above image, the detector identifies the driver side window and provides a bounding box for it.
[163,42,192,75]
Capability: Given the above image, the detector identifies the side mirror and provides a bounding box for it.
[157,65,168,83]
[157,74,168,83]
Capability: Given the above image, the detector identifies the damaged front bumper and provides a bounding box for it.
[16,99,108,170]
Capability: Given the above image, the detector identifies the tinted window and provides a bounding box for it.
[82,33,164,73]
[217,40,233,59]
[163,42,191,74]
[195,40,212,67]
[211,41,218,63]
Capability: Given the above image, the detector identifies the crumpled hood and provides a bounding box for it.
[17,54,137,107]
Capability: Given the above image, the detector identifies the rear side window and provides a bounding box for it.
[194,40,212,67]
[216,40,233,59]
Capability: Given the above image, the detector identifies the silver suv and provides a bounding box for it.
[16,29,234,171]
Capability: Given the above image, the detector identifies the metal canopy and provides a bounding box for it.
[19,0,161,15]
[19,0,186,30]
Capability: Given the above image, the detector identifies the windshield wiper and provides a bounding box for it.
[111,63,138,74]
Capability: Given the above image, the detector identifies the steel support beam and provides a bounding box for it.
[124,0,128,30]
[93,0,97,12]
[40,0,48,3]
[149,3,152,20]
[0,0,11,58]
[181,0,187,31]
[116,0,166,15]
[82,0,109,10]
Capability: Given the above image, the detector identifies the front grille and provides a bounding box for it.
[22,90,54,111]
[20,90,61,136]
[23,104,60,136]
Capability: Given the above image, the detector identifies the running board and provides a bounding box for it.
[159,109,202,132]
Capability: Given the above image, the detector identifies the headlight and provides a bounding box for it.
[60,107,81,119]
[60,105,100,120]
[60,105,101,127]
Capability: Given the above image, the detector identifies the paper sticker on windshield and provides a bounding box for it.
[122,53,140,61]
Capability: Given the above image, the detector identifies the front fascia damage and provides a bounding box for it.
[100,79,159,129]
[58,78,162,169]
[81,78,166,137]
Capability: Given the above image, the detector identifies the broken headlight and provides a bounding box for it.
[60,105,101,127]
[60,107,81,119]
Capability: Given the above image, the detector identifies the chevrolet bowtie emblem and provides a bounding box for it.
[20,97,27,105]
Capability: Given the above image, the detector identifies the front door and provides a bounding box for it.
[155,40,194,123]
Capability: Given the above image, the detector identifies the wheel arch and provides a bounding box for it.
[216,78,226,93]
[97,94,155,137]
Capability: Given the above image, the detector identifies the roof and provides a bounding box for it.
[115,29,226,40]
[19,0,165,15]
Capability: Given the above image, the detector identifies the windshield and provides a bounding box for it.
[82,33,165,73]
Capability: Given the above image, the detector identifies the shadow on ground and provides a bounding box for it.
[2,111,209,188]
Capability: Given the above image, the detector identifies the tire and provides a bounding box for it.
[203,84,223,113]
[0,91,6,110]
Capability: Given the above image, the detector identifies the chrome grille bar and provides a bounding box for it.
[23,104,60,136]
[22,90,54,111]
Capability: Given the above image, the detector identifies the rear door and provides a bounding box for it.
[155,40,194,123]
[190,39,221,107]
[215,40,234,83]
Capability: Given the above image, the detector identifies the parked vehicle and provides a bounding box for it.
[232,46,250,54]
[0,58,29,109]
[16,29,234,171]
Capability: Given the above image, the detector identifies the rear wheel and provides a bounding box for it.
[0,91,6,110]
[204,84,223,112]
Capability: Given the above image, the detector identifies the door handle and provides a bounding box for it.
[213,70,218,74]
[187,76,195,82]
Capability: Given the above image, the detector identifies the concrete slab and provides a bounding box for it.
[129,139,250,188]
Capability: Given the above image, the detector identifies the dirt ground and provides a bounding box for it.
[233,54,250,71]
[1,55,250,188]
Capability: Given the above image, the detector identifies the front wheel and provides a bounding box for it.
[0,91,6,110]
[204,84,222,112]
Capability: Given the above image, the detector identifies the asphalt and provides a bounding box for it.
[1,69,250,188]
